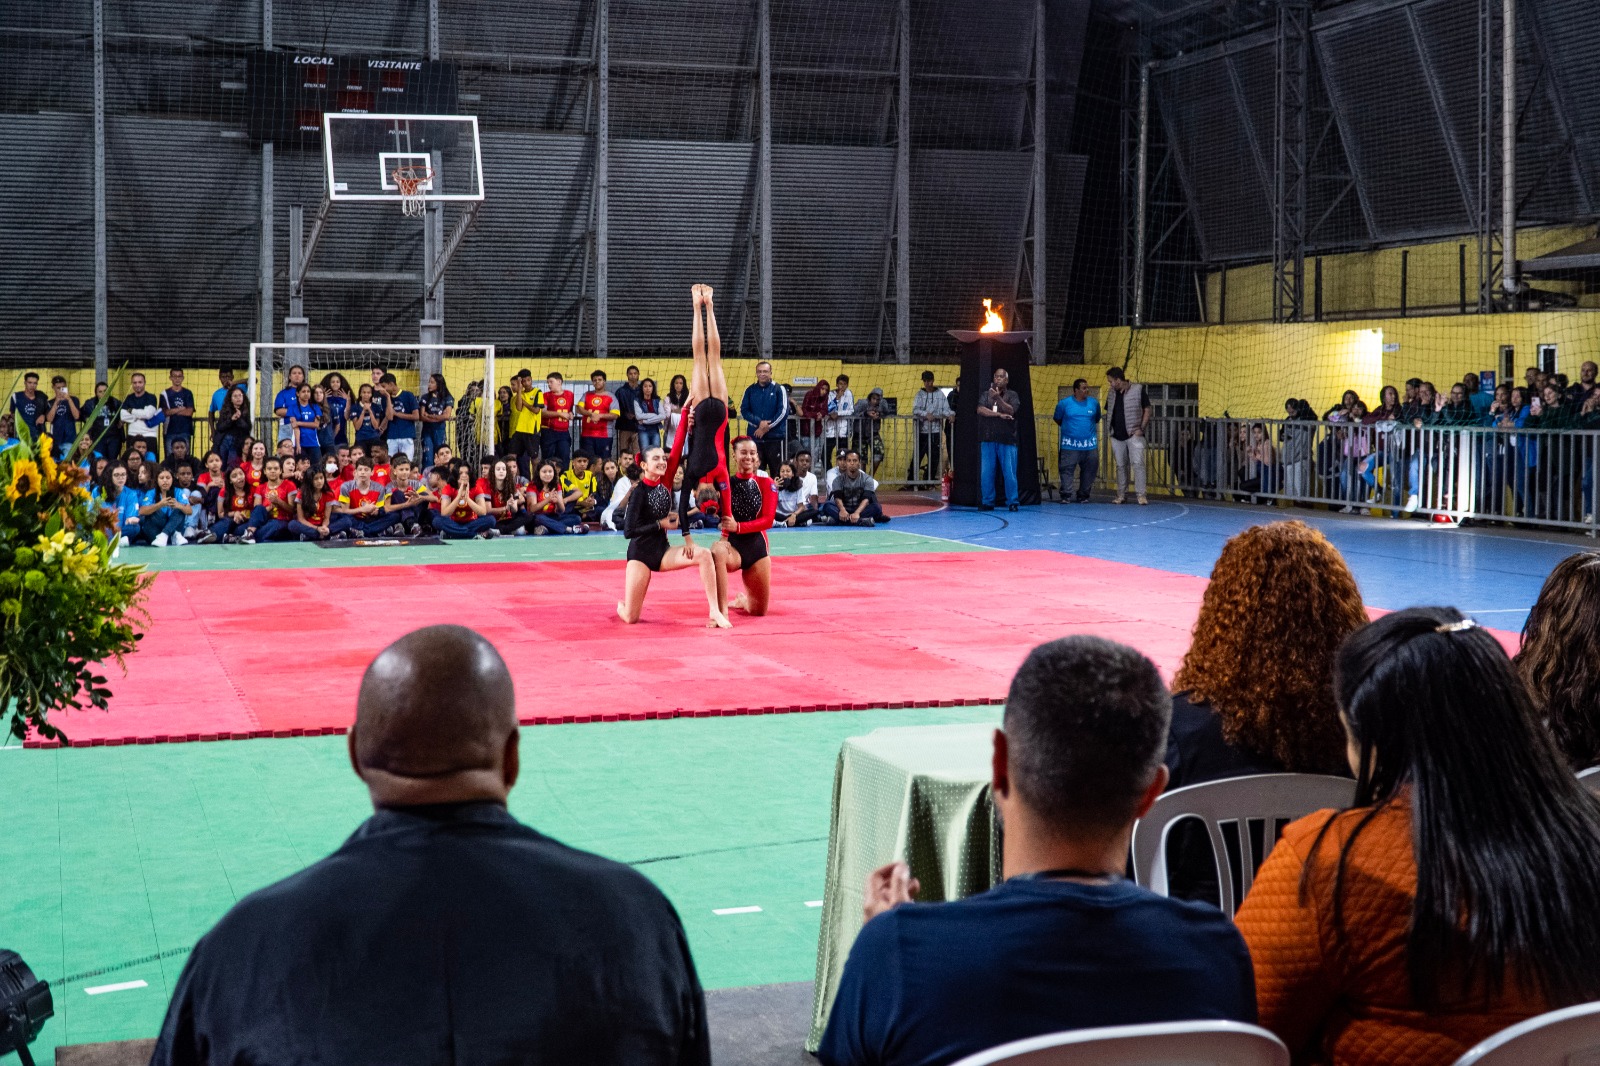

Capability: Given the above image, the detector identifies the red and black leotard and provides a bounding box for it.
[624,412,693,571]
[670,396,732,534]
[724,472,777,570]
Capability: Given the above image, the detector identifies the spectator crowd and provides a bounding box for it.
[1179,362,1600,522]
[143,533,1600,1066]
[5,361,921,545]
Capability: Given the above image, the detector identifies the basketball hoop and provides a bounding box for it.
[392,165,433,218]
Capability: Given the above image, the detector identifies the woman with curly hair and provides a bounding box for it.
[1515,551,1600,769]
[1167,521,1369,787]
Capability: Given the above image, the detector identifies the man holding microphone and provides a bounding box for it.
[976,368,1022,512]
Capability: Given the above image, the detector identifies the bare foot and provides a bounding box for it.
[729,593,750,613]
[617,600,635,624]
[707,611,733,630]
[702,286,714,304]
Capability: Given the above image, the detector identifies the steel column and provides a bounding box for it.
[1272,0,1310,323]
[594,0,610,357]
[92,0,107,377]
[1031,0,1046,363]
[1502,0,1518,298]
[1133,61,1150,328]
[895,0,911,362]
[758,0,773,361]
[259,143,274,346]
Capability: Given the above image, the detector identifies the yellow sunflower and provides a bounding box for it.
[5,459,42,502]
[35,442,57,484]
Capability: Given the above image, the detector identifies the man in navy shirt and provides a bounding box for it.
[45,375,82,456]
[741,360,789,474]
[382,372,420,460]
[819,635,1255,1066]
[150,625,710,1066]
[160,367,196,453]
[1052,377,1102,503]
[9,372,46,440]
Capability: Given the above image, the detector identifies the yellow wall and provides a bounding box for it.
[1204,225,1595,322]
[1087,311,1600,418]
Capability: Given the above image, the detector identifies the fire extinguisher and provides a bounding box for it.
[941,471,952,502]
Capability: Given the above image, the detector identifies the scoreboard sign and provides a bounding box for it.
[247,50,459,145]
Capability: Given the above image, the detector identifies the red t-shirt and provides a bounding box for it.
[580,390,614,439]
[243,462,265,495]
[440,486,477,521]
[533,487,562,514]
[302,489,338,525]
[339,463,356,485]
[543,390,574,433]
[341,482,385,511]
[222,487,253,517]
[255,481,297,520]
[371,464,393,486]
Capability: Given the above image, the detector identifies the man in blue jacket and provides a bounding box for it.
[740,360,789,474]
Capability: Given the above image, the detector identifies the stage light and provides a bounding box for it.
[0,950,52,1066]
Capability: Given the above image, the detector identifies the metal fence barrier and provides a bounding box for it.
[1029,415,1599,536]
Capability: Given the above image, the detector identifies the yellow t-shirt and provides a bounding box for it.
[560,468,597,499]
[512,387,543,436]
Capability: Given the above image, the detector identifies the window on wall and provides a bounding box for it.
[1147,382,1199,419]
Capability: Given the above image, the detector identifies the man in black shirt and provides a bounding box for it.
[151,625,710,1066]
[1105,366,1152,505]
[975,368,1022,511]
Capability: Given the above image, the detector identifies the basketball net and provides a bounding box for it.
[393,165,433,218]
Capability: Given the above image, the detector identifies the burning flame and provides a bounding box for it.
[979,299,1005,334]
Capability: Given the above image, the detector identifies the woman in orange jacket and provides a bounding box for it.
[1236,606,1600,1066]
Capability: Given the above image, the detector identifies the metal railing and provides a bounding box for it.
[1034,415,1599,535]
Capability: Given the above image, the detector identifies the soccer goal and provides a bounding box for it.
[247,341,496,457]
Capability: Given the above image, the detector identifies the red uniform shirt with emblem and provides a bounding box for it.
[580,390,614,442]
[440,486,477,522]
[255,481,297,520]
[302,489,338,525]
[543,389,574,433]
[340,482,386,511]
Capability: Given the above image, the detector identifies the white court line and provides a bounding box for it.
[85,980,148,995]
[805,900,824,908]
[713,905,763,916]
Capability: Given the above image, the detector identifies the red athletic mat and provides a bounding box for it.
[34,551,1517,747]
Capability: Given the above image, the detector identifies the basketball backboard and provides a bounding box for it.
[322,113,484,203]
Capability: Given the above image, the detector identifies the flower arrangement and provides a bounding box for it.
[1,400,151,745]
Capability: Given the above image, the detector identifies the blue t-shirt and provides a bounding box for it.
[818,878,1256,1066]
[419,391,452,439]
[274,387,299,432]
[10,391,46,436]
[287,400,323,448]
[50,395,83,444]
[325,393,349,445]
[161,387,196,439]
[387,390,418,441]
[1053,396,1101,451]
[209,386,231,415]
[353,394,389,442]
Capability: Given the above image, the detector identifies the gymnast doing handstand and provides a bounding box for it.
[667,283,734,547]
[615,285,734,629]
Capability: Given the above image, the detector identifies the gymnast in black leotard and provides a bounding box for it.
[615,285,734,629]
[712,435,778,617]
[667,285,734,534]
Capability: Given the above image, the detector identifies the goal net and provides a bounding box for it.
[248,342,496,460]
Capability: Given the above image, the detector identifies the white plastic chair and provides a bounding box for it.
[1131,773,1356,916]
[1578,766,1600,796]
[1449,1001,1600,1065]
[948,1020,1289,1066]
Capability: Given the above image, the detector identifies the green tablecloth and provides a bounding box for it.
[807,722,1003,1051]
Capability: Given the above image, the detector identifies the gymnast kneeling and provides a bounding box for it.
[617,445,732,629]
[713,436,777,617]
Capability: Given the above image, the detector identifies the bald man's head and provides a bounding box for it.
[352,626,519,806]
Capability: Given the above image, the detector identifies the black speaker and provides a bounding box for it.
[0,950,51,1066]
[948,332,1040,507]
